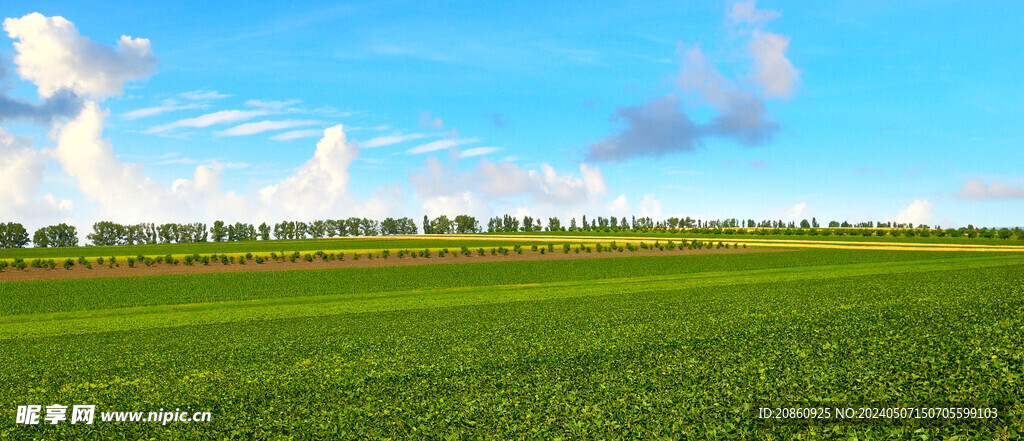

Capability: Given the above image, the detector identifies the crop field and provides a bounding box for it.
[0,237,538,261]
[3,232,1022,267]
[2,244,1022,439]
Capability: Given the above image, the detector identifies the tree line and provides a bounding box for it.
[1,216,1022,248]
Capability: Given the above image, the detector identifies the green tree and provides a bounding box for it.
[454,215,480,234]
[211,221,227,242]
[430,215,454,234]
[547,217,561,231]
[258,222,271,240]
[32,228,50,247]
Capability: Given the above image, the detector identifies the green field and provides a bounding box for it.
[2,247,1022,439]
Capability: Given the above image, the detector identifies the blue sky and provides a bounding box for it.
[1,1,1022,231]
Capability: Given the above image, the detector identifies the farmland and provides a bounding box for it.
[2,240,1022,439]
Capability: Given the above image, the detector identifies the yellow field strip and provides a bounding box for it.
[405,234,1024,252]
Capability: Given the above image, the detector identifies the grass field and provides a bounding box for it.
[2,244,1022,439]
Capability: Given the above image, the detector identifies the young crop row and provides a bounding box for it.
[0,240,745,273]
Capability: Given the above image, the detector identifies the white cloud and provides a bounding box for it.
[270,129,324,141]
[458,147,502,158]
[470,160,608,205]
[419,111,443,129]
[245,98,301,109]
[410,156,609,220]
[729,0,780,25]
[580,163,608,196]
[750,30,799,99]
[257,125,362,219]
[422,191,487,219]
[407,137,479,154]
[3,13,157,99]
[156,156,249,169]
[788,202,808,221]
[145,109,269,134]
[361,132,427,148]
[121,99,203,120]
[54,100,190,222]
[2,15,401,230]
[955,179,1024,200]
[639,194,663,219]
[180,90,229,100]
[0,128,75,223]
[214,119,319,137]
[895,199,934,226]
[606,195,630,216]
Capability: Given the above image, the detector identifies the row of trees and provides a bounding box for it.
[32,224,79,248]
[2,216,1022,248]
[424,215,482,234]
[0,222,31,249]
[86,222,209,246]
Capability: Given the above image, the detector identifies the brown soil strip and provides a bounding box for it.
[0,247,781,282]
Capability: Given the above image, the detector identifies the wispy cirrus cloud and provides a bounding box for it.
[144,109,269,134]
[458,147,502,158]
[245,98,300,110]
[270,129,323,141]
[155,156,249,169]
[121,99,204,120]
[407,137,479,155]
[214,119,320,137]
[180,90,230,100]
[360,132,427,148]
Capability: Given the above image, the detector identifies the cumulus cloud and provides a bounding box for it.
[730,0,780,25]
[257,125,363,219]
[750,30,799,99]
[587,94,701,161]
[53,101,190,222]
[409,155,609,220]
[955,179,1024,200]
[788,202,808,221]
[606,195,630,216]
[586,0,794,161]
[0,127,75,222]
[419,111,443,129]
[3,13,157,99]
[638,194,663,219]
[895,199,934,226]
[2,14,400,230]
[214,119,319,137]
[0,88,82,124]
[144,109,269,134]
